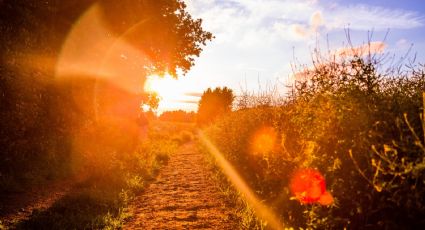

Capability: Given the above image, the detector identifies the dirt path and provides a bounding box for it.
[0,174,85,228]
[124,142,237,229]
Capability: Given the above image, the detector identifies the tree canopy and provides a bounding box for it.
[0,0,213,76]
[197,87,234,125]
[0,0,213,190]
[97,0,213,76]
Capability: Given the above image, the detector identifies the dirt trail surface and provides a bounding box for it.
[124,142,237,229]
[0,174,85,228]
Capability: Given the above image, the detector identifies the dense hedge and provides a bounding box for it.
[205,55,425,229]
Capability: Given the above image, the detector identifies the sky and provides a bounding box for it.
[150,0,425,113]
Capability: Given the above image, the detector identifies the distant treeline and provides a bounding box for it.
[159,110,196,123]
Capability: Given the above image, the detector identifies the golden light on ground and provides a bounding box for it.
[250,126,277,155]
[198,131,284,230]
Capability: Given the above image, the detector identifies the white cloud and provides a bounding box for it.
[187,0,319,45]
[397,39,408,46]
[335,41,387,56]
[180,0,425,100]
[395,38,412,50]
[326,4,424,30]
[187,0,424,44]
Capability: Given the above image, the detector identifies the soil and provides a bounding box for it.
[123,142,237,229]
[0,173,86,228]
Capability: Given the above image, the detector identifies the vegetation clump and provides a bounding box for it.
[159,110,196,123]
[197,87,234,125]
[204,46,425,229]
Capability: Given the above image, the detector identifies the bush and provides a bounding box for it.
[204,51,425,228]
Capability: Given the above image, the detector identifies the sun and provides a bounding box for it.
[144,73,178,98]
[144,73,183,110]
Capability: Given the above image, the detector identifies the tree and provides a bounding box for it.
[0,0,213,188]
[97,0,213,76]
[145,92,161,113]
[197,87,234,125]
[0,0,213,75]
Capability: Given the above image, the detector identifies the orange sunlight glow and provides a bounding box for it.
[250,126,277,154]
[53,3,148,166]
[55,3,151,121]
[144,74,188,112]
[55,3,202,115]
[56,3,149,94]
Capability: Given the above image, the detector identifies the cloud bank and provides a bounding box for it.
[174,0,425,112]
[187,0,424,45]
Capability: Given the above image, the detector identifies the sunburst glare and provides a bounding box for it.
[144,74,193,113]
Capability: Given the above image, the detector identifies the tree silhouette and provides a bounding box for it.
[197,87,234,125]
[0,0,213,188]
[97,0,214,76]
[144,92,161,113]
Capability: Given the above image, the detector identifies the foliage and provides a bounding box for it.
[143,92,161,112]
[0,0,211,191]
[197,87,234,125]
[14,122,179,229]
[199,140,264,229]
[204,51,425,228]
[96,0,214,76]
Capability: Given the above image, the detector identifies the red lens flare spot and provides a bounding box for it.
[290,168,333,205]
[318,191,334,205]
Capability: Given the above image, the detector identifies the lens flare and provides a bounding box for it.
[290,168,333,205]
[144,74,199,113]
[250,126,277,154]
[53,2,152,171]
[56,3,150,94]
[198,131,284,230]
